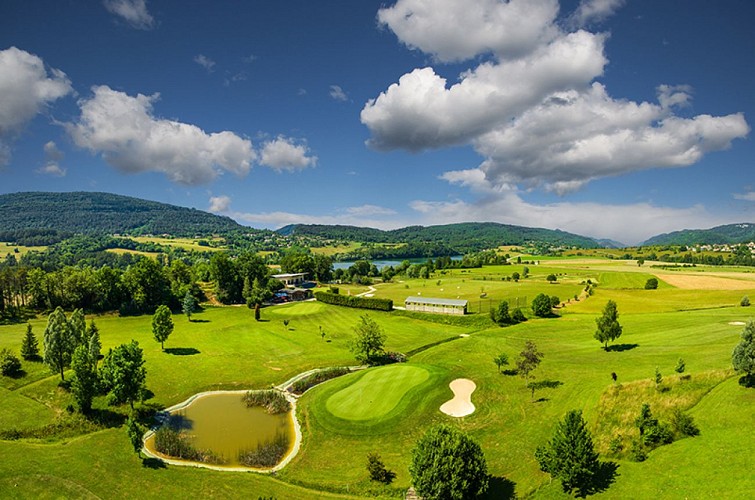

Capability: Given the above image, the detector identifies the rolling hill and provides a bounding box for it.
[642,223,755,246]
[278,222,601,252]
[0,191,245,237]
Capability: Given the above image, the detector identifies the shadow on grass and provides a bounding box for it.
[483,475,516,500]
[142,457,167,469]
[582,461,619,497]
[502,369,519,376]
[738,374,755,388]
[606,343,639,352]
[4,369,27,379]
[86,408,127,428]
[190,319,210,323]
[164,347,200,356]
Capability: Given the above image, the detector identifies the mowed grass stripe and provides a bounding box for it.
[325,365,429,420]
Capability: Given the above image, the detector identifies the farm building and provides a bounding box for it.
[272,273,307,287]
[405,296,468,315]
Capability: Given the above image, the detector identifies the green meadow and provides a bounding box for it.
[1,258,753,498]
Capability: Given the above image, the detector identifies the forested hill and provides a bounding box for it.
[642,223,755,246]
[278,222,600,252]
[0,191,244,237]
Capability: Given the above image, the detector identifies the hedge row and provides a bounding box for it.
[314,291,393,311]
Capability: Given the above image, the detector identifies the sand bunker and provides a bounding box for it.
[440,378,476,417]
[729,321,746,326]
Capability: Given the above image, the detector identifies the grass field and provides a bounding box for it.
[131,236,225,252]
[1,258,753,499]
[0,242,47,259]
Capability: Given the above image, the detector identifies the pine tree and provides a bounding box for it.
[182,291,197,321]
[536,409,600,496]
[20,323,40,361]
[87,320,101,368]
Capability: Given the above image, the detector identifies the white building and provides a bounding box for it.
[405,296,468,315]
[272,273,307,287]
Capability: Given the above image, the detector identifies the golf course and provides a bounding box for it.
[1,256,754,498]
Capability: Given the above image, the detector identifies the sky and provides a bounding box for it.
[0,0,753,245]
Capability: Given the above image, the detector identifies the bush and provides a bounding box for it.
[671,408,700,437]
[314,291,393,311]
[369,351,407,366]
[242,390,291,414]
[290,367,351,395]
[741,295,750,307]
[511,308,527,323]
[366,452,396,484]
[629,439,647,462]
[531,293,553,318]
[0,348,22,377]
[645,278,659,290]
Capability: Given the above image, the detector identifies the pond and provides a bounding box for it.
[333,255,462,271]
[143,391,297,470]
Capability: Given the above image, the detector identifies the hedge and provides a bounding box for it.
[314,291,393,311]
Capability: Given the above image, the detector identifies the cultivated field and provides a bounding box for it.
[1,258,753,498]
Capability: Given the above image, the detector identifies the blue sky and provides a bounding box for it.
[0,0,752,244]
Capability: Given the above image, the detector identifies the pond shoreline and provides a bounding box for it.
[141,365,362,473]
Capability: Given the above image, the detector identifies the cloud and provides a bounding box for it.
[208,195,232,213]
[362,31,608,151]
[363,0,750,192]
[0,47,73,166]
[194,54,216,73]
[36,141,66,176]
[473,83,749,193]
[345,205,397,216]
[67,85,255,185]
[734,191,755,202]
[566,0,625,28]
[103,0,155,30]
[329,85,348,101]
[259,136,317,171]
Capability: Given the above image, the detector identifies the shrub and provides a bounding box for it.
[366,452,396,484]
[741,295,750,307]
[550,295,560,308]
[671,408,700,437]
[0,348,22,377]
[511,308,527,323]
[290,367,351,395]
[531,293,553,317]
[314,291,393,311]
[242,390,291,414]
[370,351,407,366]
[238,433,289,468]
[645,278,659,290]
[629,439,647,462]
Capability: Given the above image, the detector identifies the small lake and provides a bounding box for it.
[144,391,295,469]
[333,256,462,271]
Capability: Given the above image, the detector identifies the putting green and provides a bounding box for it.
[325,365,430,421]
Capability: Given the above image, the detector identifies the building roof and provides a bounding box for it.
[405,296,468,307]
[272,273,307,279]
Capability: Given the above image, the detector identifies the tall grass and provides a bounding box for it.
[238,432,290,468]
[242,389,291,414]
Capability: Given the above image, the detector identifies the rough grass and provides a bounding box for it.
[243,389,291,414]
[593,369,733,456]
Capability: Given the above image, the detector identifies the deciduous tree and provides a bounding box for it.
[152,305,174,350]
[100,340,147,410]
[517,340,543,384]
[594,300,622,350]
[410,424,489,500]
[350,315,386,364]
[732,320,755,382]
[43,306,74,381]
[70,345,97,413]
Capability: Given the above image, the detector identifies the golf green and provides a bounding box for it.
[325,365,430,421]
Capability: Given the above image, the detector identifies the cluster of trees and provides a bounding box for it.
[490,300,527,326]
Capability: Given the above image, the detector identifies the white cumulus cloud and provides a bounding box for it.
[259,136,317,172]
[103,0,155,30]
[67,85,255,185]
[567,0,625,29]
[36,141,66,177]
[0,47,73,166]
[378,0,559,62]
[208,195,232,213]
[363,0,750,193]
[346,205,397,216]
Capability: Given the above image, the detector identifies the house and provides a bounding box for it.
[405,296,468,316]
[273,288,312,303]
[272,273,307,287]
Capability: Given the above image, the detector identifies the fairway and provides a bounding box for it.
[325,365,430,421]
